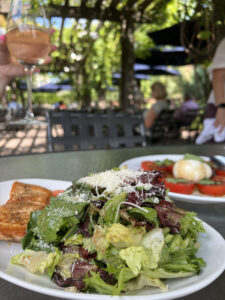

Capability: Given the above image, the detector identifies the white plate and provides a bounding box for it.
[120,154,225,204]
[0,178,225,300]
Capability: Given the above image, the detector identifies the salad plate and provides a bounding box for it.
[0,178,225,300]
[119,154,225,204]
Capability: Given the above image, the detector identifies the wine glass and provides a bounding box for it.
[6,0,51,125]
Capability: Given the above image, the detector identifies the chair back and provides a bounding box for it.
[45,110,146,151]
[149,109,175,141]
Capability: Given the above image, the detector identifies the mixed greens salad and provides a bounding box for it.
[11,169,205,295]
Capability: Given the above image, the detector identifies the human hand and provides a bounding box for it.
[0,35,26,84]
[0,30,56,84]
[214,108,225,133]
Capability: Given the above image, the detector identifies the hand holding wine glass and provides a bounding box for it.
[6,0,53,124]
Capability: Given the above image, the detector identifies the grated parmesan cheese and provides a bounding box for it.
[77,169,153,195]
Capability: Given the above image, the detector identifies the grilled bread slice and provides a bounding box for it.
[0,181,52,241]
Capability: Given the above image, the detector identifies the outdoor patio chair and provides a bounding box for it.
[148,109,177,142]
[45,110,147,152]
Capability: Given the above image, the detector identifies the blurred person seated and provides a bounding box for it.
[59,101,67,110]
[53,101,67,110]
[8,96,22,111]
[6,95,22,121]
[173,93,199,126]
[196,37,225,144]
[144,81,170,130]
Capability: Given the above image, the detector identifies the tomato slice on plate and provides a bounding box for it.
[215,168,225,177]
[52,190,64,196]
[212,176,225,183]
[141,161,168,172]
[166,164,174,173]
[196,183,225,197]
[162,179,195,194]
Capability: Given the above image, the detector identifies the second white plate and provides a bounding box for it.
[119,154,225,204]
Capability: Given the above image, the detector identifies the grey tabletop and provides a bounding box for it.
[0,144,225,300]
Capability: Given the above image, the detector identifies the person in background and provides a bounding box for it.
[0,32,56,101]
[173,93,199,126]
[59,101,67,110]
[144,81,170,129]
[196,38,225,144]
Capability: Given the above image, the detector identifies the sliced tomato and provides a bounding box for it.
[166,164,174,173]
[196,183,225,197]
[212,176,225,183]
[215,168,225,177]
[162,179,195,194]
[141,161,168,172]
[52,189,64,196]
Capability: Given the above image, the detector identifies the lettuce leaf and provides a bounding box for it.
[125,274,167,291]
[37,198,88,243]
[117,267,137,290]
[99,192,126,225]
[119,246,149,276]
[84,272,121,295]
[11,249,61,277]
[64,233,83,245]
[56,253,79,279]
[142,268,194,278]
[92,226,109,256]
[106,224,145,249]
[180,212,205,240]
[141,228,165,269]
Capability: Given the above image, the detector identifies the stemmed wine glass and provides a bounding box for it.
[6,0,51,124]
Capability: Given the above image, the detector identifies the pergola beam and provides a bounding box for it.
[110,0,121,9]
[81,0,88,8]
[126,0,139,7]
[94,0,103,10]
[48,4,121,22]
[138,0,154,11]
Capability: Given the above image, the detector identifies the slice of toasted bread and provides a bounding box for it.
[0,181,52,242]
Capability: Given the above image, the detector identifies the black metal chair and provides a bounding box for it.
[147,109,176,142]
[45,110,147,152]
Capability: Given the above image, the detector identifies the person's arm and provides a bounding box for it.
[144,108,157,129]
[212,68,225,132]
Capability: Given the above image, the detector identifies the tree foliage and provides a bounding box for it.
[7,0,224,108]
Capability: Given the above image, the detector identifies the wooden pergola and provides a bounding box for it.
[47,0,168,110]
[1,0,170,110]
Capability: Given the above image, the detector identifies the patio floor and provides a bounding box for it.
[0,121,198,157]
[0,117,48,157]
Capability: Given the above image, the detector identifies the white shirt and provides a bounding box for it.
[207,38,225,104]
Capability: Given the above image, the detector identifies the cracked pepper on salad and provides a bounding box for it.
[11,169,205,295]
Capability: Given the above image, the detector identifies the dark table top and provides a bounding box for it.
[0,144,225,300]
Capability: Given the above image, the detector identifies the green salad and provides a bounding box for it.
[11,169,205,295]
